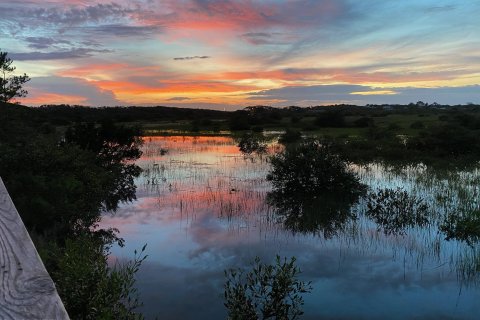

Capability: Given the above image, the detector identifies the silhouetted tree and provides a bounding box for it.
[267,140,366,196]
[0,50,30,103]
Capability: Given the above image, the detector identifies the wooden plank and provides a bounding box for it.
[0,177,69,320]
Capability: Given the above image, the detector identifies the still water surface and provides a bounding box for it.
[100,136,480,319]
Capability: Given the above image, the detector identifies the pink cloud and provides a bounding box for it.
[133,0,348,33]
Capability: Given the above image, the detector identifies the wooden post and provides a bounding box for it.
[0,178,69,319]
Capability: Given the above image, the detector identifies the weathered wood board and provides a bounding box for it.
[0,177,69,319]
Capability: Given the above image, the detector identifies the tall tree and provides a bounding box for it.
[0,50,30,103]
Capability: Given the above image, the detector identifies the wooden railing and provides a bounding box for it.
[0,178,69,319]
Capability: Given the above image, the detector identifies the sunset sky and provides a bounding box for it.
[1,0,479,109]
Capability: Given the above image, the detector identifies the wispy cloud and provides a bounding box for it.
[2,0,479,107]
[10,48,110,61]
[240,32,298,45]
[173,56,210,61]
[87,24,163,37]
[24,37,71,49]
[29,3,132,26]
[251,84,480,106]
[167,96,191,101]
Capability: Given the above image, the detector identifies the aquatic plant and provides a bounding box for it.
[224,256,312,320]
[441,210,480,246]
[238,133,268,155]
[366,188,430,235]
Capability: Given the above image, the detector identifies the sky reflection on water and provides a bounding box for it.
[100,136,480,319]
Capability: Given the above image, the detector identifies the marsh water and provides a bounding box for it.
[100,135,480,319]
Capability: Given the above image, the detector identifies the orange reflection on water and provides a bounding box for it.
[103,135,274,234]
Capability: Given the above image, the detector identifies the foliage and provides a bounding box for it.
[278,129,302,144]
[224,256,312,320]
[407,124,480,158]
[410,121,424,129]
[229,111,251,130]
[238,133,268,155]
[314,111,345,128]
[53,235,147,320]
[0,50,30,103]
[267,139,366,197]
[0,121,143,237]
[64,121,143,211]
[353,116,373,128]
[0,137,110,236]
[366,188,430,235]
[440,210,480,247]
[0,114,146,318]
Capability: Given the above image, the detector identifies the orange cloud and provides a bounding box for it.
[184,68,464,89]
[140,0,276,31]
[59,63,127,78]
[59,63,164,80]
[95,80,256,95]
[22,92,87,105]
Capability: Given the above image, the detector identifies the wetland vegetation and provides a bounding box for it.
[2,99,480,319]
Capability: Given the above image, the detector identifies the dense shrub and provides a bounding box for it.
[237,133,267,154]
[278,129,302,144]
[267,140,366,197]
[54,236,147,320]
[408,125,480,157]
[0,114,146,318]
[353,116,373,128]
[410,121,424,129]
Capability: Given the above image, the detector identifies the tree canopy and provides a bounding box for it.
[0,50,30,103]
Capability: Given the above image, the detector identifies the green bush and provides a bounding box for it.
[54,236,147,320]
[237,133,267,155]
[267,140,366,197]
[224,256,312,320]
[278,129,302,144]
[353,116,373,128]
[410,121,425,129]
[0,117,146,318]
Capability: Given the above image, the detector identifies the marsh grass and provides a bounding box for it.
[123,136,480,290]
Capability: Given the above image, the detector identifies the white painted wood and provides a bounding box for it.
[0,177,69,320]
